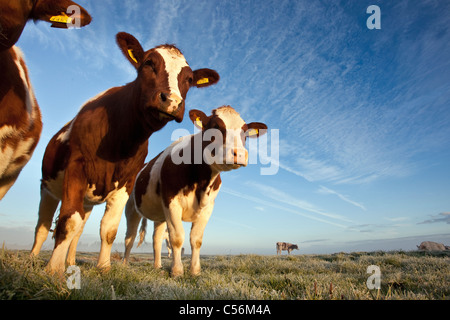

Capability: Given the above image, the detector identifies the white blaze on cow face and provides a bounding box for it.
[211,107,248,170]
[155,47,189,113]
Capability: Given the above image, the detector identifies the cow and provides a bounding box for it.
[0,0,91,200]
[29,31,220,274]
[276,242,299,255]
[123,106,268,276]
[417,241,448,251]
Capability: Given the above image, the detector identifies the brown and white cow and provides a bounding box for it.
[0,0,91,200]
[123,106,267,276]
[276,242,298,255]
[30,32,220,273]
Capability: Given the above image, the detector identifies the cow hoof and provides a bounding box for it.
[171,269,184,278]
[66,259,76,266]
[100,266,111,274]
[97,264,111,273]
[45,264,65,276]
[190,267,201,276]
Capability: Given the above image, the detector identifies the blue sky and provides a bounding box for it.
[1,0,449,254]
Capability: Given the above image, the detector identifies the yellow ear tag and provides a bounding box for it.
[195,117,203,128]
[248,128,259,136]
[128,49,138,64]
[196,78,209,85]
[50,12,73,24]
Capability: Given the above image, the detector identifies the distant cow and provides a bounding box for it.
[0,0,91,200]
[276,242,298,255]
[30,32,220,274]
[123,106,268,276]
[417,241,448,251]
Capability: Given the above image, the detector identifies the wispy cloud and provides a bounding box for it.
[300,239,330,244]
[241,1,450,186]
[384,217,409,222]
[418,212,450,225]
[247,183,354,223]
[222,187,349,229]
[317,186,366,211]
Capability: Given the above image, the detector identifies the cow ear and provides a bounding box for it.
[246,122,268,138]
[189,109,209,130]
[192,69,220,88]
[33,0,92,29]
[116,32,145,69]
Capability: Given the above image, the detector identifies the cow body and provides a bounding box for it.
[0,46,41,199]
[276,242,299,255]
[0,0,91,200]
[30,32,219,273]
[417,241,448,251]
[123,106,267,276]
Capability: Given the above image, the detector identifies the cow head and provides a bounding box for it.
[116,32,220,128]
[0,0,91,50]
[189,106,268,171]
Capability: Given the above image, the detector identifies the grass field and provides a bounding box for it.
[1,248,449,300]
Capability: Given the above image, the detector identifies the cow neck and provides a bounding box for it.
[162,135,222,208]
[96,83,151,162]
[0,48,28,125]
[186,132,222,185]
[125,82,151,135]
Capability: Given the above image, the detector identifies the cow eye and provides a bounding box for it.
[188,77,193,84]
[144,60,156,72]
[241,130,246,143]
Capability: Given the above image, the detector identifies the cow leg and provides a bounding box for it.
[165,207,185,277]
[123,198,142,264]
[189,209,212,276]
[46,158,87,274]
[97,188,128,271]
[153,221,166,269]
[30,186,60,256]
[165,238,172,258]
[66,205,93,266]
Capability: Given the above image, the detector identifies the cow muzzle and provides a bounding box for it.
[158,92,184,123]
[231,148,248,167]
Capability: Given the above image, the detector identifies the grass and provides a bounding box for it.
[1,248,449,300]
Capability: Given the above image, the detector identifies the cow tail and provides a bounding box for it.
[137,218,147,248]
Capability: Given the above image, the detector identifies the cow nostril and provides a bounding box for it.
[160,92,167,102]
